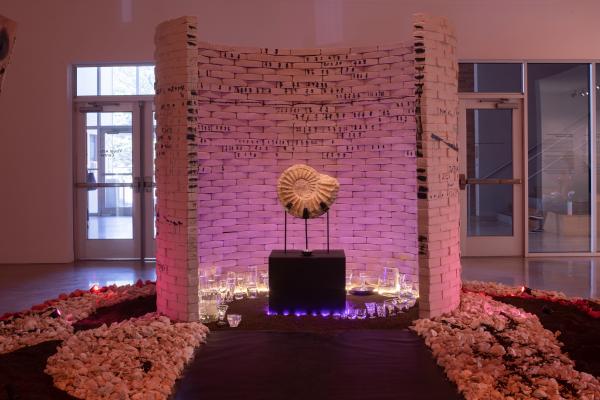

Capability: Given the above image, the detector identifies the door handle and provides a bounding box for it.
[467,178,522,185]
[134,177,143,193]
[459,175,522,190]
[143,176,155,192]
[130,177,154,193]
[497,178,522,185]
[75,182,134,188]
[459,174,467,190]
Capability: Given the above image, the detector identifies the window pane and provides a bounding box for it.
[87,129,98,169]
[76,65,155,96]
[76,67,98,96]
[100,66,137,95]
[86,113,98,127]
[138,66,155,95]
[468,184,513,236]
[528,63,590,252]
[466,109,514,236]
[86,111,134,240]
[87,187,133,239]
[88,112,133,184]
[459,63,522,93]
[102,131,133,183]
[100,112,132,126]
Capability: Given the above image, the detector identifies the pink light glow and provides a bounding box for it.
[193,42,419,279]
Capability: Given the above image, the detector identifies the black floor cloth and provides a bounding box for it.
[0,341,76,400]
[174,329,463,400]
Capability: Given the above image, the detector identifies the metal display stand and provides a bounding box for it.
[283,209,330,255]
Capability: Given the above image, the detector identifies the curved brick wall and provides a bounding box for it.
[195,42,418,279]
[413,14,461,317]
[154,14,459,321]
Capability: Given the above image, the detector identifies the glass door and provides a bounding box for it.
[75,102,155,259]
[458,99,524,256]
[528,63,591,253]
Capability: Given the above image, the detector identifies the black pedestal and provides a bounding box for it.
[268,250,346,314]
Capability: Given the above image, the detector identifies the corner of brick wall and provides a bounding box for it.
[154,16,200,322]
[413,13,461,318]
[0,15,18,95]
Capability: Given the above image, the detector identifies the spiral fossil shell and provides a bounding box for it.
[277,164,340,219]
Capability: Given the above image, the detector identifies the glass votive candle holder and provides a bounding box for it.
[400,298,411,311]
[365,302,376,318]
[391,297,402,313]
[356,308,367,320]
[378,266,400,297]
[217,304,229,325]
[345,271,353,293]
[227,314,242,328]
[384,299,396,316]
[347,308,357,320]
[247,286,258,299]
[376,303,386,317]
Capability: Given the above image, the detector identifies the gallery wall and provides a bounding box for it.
[2,0,600,263]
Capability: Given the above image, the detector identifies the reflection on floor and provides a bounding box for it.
[461,257,598,299]
[0,258,597,316]
[0,261,155,315]
[88,216,133,240]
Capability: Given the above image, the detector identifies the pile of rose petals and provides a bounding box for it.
[463,281,600,319]
[412,292,600,400]
[0,281,155,354]
[45,313,209,400]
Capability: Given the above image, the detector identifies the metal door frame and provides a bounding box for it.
[73,99,156,260]
[458,96,525,256]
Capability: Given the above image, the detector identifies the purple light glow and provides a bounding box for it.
[267,309,346,318]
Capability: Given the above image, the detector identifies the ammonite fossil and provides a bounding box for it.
[277,164,340,219]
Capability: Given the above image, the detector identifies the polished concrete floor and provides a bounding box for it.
[0,261,155,315]
[461,257,598,299]
[0,258,597,315]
